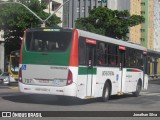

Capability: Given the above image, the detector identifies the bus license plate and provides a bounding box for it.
[53,80,60,86]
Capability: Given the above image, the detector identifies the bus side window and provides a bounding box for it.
[97,42,106,65]
[79,37,87,65]
[108,44,118,66]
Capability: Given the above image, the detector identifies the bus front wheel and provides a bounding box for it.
[102,82,110,102]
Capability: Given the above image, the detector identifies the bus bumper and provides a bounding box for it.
[18,82,77,97]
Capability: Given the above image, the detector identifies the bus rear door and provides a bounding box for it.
[118,46,126,94]
[86,39,96,97]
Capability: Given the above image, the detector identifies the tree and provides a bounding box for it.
[0,0,61,55]
[75,7,145,41]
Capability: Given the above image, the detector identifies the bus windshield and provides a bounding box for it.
[25,30,72,52]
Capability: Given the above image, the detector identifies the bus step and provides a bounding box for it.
[117,92,123,96]
[85,96,95,99]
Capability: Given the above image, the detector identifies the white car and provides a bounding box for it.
[0,72,17,85]
[0,72,10,85]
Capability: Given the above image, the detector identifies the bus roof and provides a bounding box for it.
[147,49,160,57]
[25,27,147,51]
[77,29,147,51]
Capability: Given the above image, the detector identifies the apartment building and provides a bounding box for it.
[148,0,154,50]
[140,0,149,48]
[41,0,63,26]
[108,0,142,44]
[129,0,141,44]
[107,0,130,10]
[63,0,107,28]
[154,0,160,52]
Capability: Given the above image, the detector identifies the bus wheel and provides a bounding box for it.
[102,82,110,102]
[133,80,142,97]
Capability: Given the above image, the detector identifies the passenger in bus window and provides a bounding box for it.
[111,58,116,65]
[97,43,106,65]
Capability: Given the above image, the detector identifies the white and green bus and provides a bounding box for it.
[19,28,148,102]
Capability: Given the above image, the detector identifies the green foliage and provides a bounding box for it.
[75,7,145,41]
[0,0,61,55]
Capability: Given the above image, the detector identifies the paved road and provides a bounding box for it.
[0,80,160,120]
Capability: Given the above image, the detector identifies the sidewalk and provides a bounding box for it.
[149,77,160,81]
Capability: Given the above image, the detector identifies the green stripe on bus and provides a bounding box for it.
[127,69,141,72]
[22,45,71,66]
[78,67,97,75]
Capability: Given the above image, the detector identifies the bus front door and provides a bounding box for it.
[86,44,96,97]
[119,49,125,93]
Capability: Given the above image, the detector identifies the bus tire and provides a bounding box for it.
[102,82,110,102]
[133,80,142,97]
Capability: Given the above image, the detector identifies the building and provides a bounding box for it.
[41,0,63,26]
[108,0,142,44]
[63,0,143,44]
[63,0,108,28]
[154,0,160,52]
[140,0,149,48]
[154,0,160,75]
[148,0,154,50]
[129,0,141,44]
[107,0,130,10]
[0,31,4,73]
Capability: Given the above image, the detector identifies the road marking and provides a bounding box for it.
[140,92,160,96]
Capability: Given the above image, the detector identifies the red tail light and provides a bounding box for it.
[66,70,73,85]
[19,68,22,83]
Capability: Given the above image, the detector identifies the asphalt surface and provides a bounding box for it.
[0,80,160,120]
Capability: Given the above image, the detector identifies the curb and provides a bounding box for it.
[8,86,18,90]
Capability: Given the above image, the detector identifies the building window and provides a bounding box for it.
[141,11,145,15]
[82,7,85,13]
[141,2,145,6]
[52,2,61,11]
[93,6,96,9]
[77,8,80,13]
[97,42,118,66]
[88,6,91,13]
[140,29,145,32]
[140,38,145,41]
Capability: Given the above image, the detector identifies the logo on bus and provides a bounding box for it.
[102,71,114,76]
[22,64,26,70]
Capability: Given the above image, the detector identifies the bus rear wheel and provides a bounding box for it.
[102,82,110,102]
[133,80,142,97]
